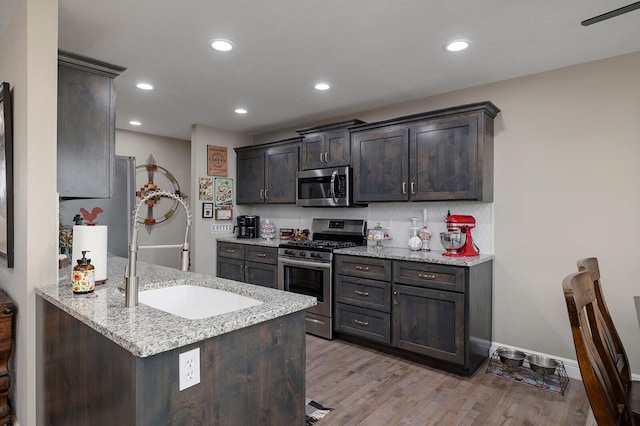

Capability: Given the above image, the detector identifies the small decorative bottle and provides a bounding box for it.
[419,208,431,251]
[71,250,95,294]
[408,218,422,251]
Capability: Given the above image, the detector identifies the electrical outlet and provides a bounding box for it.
[179,348,200,391]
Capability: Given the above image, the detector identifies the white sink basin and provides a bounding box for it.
[138,285,263,320]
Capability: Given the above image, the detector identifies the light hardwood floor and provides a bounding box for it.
[305,335,590,425]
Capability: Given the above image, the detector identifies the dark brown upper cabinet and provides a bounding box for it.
[235,138,300,205]
[297,120,364,170]
[351,102,499,203]
[57,50,126,198]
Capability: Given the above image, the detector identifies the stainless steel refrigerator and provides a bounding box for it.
[59,155,136,257]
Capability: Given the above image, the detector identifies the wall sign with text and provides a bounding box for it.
[207,145,228,176]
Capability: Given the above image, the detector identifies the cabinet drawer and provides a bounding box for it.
[335,275,391,313]
[393,261,465,293]
[334,255,391,281]
[335,304,390,344]
[245,246,278,264]
[217,242,244,260]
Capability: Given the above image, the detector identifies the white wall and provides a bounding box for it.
[0,0,58,424]
[254,51,640,372]
[190,124,252,276]
[115,129,190,269]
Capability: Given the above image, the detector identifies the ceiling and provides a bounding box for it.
[4,1,640,140]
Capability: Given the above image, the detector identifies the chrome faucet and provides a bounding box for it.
[124,189,192,307]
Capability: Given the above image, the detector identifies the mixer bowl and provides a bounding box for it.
[440,231,466,251]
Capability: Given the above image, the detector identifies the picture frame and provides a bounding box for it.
[215,208,233,221]
[202,202,214,218]
[214,177,233,207]
[0,82,14,268]
[207,145,228,176]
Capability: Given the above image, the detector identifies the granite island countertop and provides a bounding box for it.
[36,256,316,358]
[333,246,494,267]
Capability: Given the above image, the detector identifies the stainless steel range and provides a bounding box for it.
[278,218,367,339]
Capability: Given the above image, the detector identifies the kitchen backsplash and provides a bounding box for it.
[251,202,494,254]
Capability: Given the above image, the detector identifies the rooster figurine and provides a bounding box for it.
[79,207,104,225]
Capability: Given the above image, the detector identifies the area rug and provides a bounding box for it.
[306,398,332,425]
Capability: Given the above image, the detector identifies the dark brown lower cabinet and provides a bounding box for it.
[216,242,278,288]
[334,254,492,376]
[392,284,465,364]
[36,297,306,426]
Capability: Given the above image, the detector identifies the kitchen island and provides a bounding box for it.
[36,256,315,425]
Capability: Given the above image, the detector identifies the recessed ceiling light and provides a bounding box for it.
[129,120,142,126]
[211,39,234,52]
[235,108,248,114]
[444,39,471,52]
[136,82,154,90]
[314,83,331,91]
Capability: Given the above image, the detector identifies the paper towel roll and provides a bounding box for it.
[72,225,108,283]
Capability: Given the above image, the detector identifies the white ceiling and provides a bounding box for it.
[4,1,640,140]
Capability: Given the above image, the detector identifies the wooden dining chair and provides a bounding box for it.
[563,271,636,425]
[577,257,640,419]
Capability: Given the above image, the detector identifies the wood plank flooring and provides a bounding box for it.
[305,335,590,425]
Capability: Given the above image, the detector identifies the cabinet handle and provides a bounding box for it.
[417,273,436,280]
[402,182,407,195]
[320,152,325,163]
[393,291,398,305]
[259,189,265,199]
[256,253,267,258]
[354,290,369,297]
[354,319,369,327]
[354,265,370,271]
[325,152,329,163]
[2,307,12,315]
[264,189,268,199]
[410,182,415,195]
[225,249,236,253]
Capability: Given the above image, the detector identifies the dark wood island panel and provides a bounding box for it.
[36,297,306,425]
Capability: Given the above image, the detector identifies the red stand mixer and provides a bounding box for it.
[441,214,480,257]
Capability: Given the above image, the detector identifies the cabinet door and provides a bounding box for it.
[351,126,409,202]
[236,148,266,204]
[245,261,278,288]
[392,284,465,364]
[409,115,479,201]
[323,129,351,168]
[300,134,325,170]
[264,144,298,204]
[216,257,244,282]
[57,64,115,198]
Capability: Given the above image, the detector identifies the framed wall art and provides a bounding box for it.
[215,208,233,221]
[207,145,228,176]
[199,177,213,201]
[202,202,214,219]
[0,82,14,268]
[214,177,233,207]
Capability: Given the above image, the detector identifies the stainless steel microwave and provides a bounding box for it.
[296,167,355,207]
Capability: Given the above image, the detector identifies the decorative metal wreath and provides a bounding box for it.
[135,154,185,231]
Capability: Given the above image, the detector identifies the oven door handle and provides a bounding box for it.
[278,257,332,270]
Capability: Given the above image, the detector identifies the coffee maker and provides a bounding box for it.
[235,215,260,238]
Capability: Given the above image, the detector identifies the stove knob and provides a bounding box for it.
[299,251,306,257]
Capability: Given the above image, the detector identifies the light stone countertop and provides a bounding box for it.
[36,256,316,358]
[334,246,494,267]
[217,237,493,267]
[216,236,280,248]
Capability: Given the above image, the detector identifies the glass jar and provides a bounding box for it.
[261,219,276,240]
